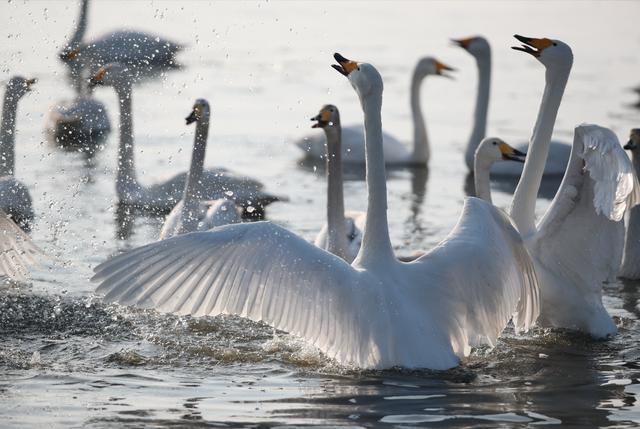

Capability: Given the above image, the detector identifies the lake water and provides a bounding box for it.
[1,1,640,427]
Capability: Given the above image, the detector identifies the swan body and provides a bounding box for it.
[454,36,571,176]
[619,129,640,279]
[1,77,35,229]
[93,55,539,370]
[295,57,454,167]
[309,105,364,262]
[509,36,635,337]
[159,99,242,240]
[45,95,111,152]
[90,63,282,215]
[0,210,44,282]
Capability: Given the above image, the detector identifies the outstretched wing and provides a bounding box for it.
[410,197,540,353]
[534,124,635,284]
[92,221,385,365]
[0,212,44,282]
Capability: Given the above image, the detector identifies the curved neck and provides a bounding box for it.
[324,125,348,260]
[465,55,491,170]
[67,0,88,48]
[410,71,429,164]
[510,65,571,237]
[353,91,395,268]
[180,116,210,233]
[473,157,493,203]
[0,90,18,176]
[114,83,140,198]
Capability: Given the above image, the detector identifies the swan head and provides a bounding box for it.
[476,137,526,164]
[512,35,573,69]
[452,36,490,59]
[6,76,36,100]
[186,99,210,125]
[59,46,82,64]
[625,129,640,152]
[332,53,382,99]
[414,57,456,79]
[88,63,132,88]
[310,105,340,129]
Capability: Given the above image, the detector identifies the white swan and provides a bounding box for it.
[619,129,640,279]
[159,99,241,240]
[453,36,571,176]
[0,210,45,283]
[0,77,35,229]
[296,56,454,167]
[508,35,636,337]
[89,64,282,216]
[92,54,539,370]
[310,105,364,263]
[473,138,526,202]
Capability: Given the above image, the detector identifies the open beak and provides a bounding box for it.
[185,110,197,125]
[499,143,527,163]
[25,78,36,91]
[512,35,553,57]
[451,37,474,50]
[310,110,331,129]
[435,60,456,79]
[332,53,359,77]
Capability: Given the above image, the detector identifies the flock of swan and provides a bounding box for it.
[1,0,640,370]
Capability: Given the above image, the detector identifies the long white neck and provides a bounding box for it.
[510,64,571,237]
[473,157,493,203]
[353,91,395,268]
[465,55,491,170]
[179,115,209,234]
[0,89,18,176]
[67,0,88,48]
[324,125,348,260]
[114,83,141,199]
[410,70,429,164]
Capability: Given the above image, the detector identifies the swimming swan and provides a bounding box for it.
[453,36,571,176]
[159,99,241,240]
[92,54,539,370]
[296,57,454,167]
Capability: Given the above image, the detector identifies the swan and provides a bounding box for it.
[295,57,454,167]
[159,99,241,240]
[619,129,640,279]
[508,35,636,337]
[92,54,540,370]
[0,210,45,283]
[47,0,111,152]
[1,77,35,229]
[473,138,526,203]
[310,104,364,262]
[89,63,282,216]
[453,36,571,176]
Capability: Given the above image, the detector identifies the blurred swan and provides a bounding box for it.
[92,54,539,370]
[159,99,241,240]
[90,63,282,216]
[1,77,35,230]
[0,210,45,283]
[296,57,454,167]
[619,129,640,279]
[453,36,571,176]
[508,36,635,337]
[473,138,526,202]
[310,105,364,263]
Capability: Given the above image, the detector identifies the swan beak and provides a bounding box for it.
[25,78,36,90]
[512,35,553,57]
[435,60,456,79]
[452,37,474,50]
[61,47,81,61]
[332,53,358,77]
[311,110,331,128]
[499,142,527,163]
[185,111,198,125]
[625,140,637,150]
[88,67,106,87]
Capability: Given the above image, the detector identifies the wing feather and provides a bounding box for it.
[0,212,45,282]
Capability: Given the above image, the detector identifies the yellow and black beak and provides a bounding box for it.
[452,37,475,50]
[88,67,106,87]
[185,110,197,125]
[311,109,331,129]
[61,47,81,61]
[25,78,36,91]
[435,60,456,78]
[499,142,527,163]
[332,53,359,77]
[625,140,636,150]
[512,35,554,57]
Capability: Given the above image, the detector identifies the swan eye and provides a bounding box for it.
[553,42,557,46]
[492,141,497,146]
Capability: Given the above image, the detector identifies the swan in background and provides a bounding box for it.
[296,57,454,167]
[619,129,640,279]
[310,105,364,263]
[473,138,526,202]
[1,77,35,230]
[89,63,282,216]
[453,36,571,176]
[159,99,241,240]
[509,35,635,337]
[0,210,45,283]
[92,54,539,370]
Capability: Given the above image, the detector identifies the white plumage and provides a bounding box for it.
[0,211,44,282]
